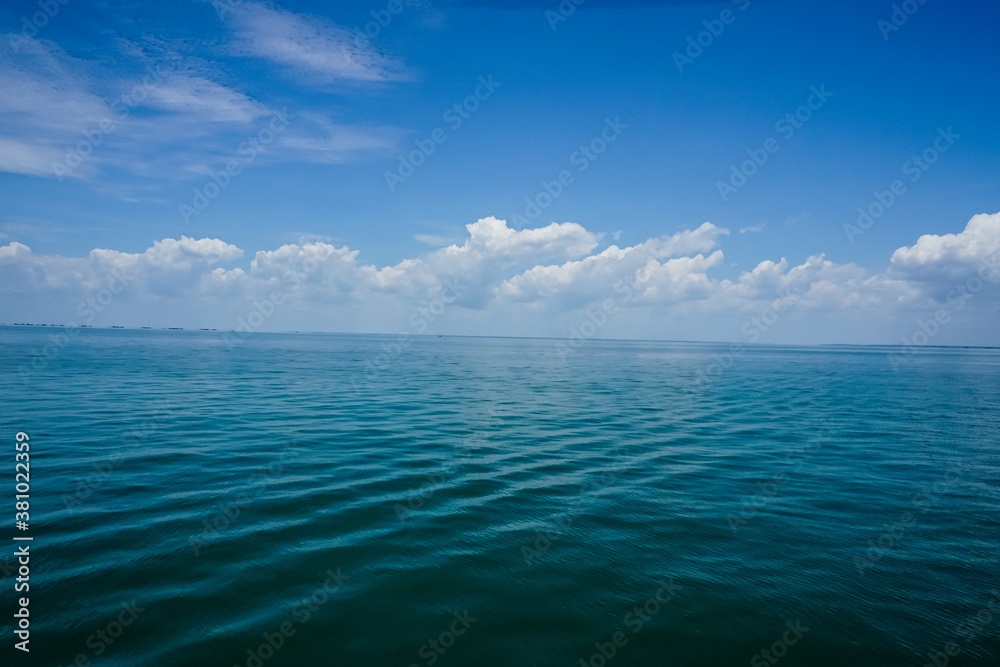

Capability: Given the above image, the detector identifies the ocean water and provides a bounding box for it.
[2,326,999,666]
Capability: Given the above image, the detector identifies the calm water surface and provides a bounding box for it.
[2,327,999,666]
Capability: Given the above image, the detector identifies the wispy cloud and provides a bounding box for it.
[740,222,766,234]
[0,137,72,178]
[224,2,412,84]
[277,113,401,164]
[784,212,811,226]
[144,74,269,123]
[0,38,112,178]
[0,28,407,192]
[415,233,465,247]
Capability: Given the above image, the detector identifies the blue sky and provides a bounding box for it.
[1,0,999,345]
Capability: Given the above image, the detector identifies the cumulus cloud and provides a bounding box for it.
[0,242,30,261]
[716,254,915,313]
[1,214,998,345]
[143,236,244,268]
[890,212,1000,284]
[494,222,726,305]
[0,236,242,299]
[651,221,728,256]
[458,216,600,259]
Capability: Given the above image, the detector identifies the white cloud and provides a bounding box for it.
[144,75,269,123]
[0,242,30,260]
[0,39,110,131]
[651,221,728,256]
[458,216,600,259]
[718,253,912,312]
[890,212,1000,284]
[640,251,725,302]
[0,236,242,300]
[0,138,76,178]
[0,39,112,178]
[1,214,998,345]
[225,2,411,84]
[415,233,464,247]
[276,113,400,164]
[143,236,244,268]
[493,222,727,306]
[0,34,402,188]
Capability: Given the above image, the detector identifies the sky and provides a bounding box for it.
[0,0,998,345]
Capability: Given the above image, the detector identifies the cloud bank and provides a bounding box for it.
[2,213,998,346]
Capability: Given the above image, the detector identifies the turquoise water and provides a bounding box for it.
[2,327,999,666]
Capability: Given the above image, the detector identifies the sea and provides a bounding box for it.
[2,326,999,666]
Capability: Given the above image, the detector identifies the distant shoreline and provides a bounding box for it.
[1,324,997,350]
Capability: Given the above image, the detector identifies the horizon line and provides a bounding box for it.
[2,324,998,351]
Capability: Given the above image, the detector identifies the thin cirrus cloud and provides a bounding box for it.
[1,214,997,343]
[0,137,72,179]
[224,2,413,84]
[143,74,271,123]
[277,112,401,164]
[0,9,409,189]
[0,41,275,184]
[0,39,113,179]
